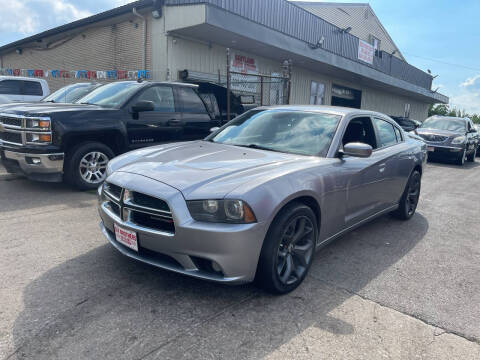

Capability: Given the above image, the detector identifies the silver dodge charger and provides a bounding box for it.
[98,106,427,294]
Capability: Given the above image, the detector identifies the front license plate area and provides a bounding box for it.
[114,223,138,252]
[427,146,435,152]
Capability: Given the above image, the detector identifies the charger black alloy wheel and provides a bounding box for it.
[277,216,315,285]
[257,202,318,294]
[392,170,421,220]
[405,173,421,217]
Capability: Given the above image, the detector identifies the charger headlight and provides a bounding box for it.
[187,199,256,223]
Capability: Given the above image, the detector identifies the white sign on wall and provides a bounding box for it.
[358,40,374,65]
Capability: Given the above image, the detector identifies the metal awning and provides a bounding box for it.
[166,3,448,104]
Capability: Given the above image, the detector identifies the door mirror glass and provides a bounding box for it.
[342,142,373,158]
[132,100,154,113]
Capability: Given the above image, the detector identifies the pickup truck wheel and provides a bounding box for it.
[65,142,114,190]
[256,203,317,294]
[391,170,421,220]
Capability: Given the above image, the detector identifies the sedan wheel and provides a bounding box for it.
[256,203,318,294]
[405,173,421,217]
[391,170,421,220]
[467,147,476,162]
[276,216,315,286]
[458,150,466,166]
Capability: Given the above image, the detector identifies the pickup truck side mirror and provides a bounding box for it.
[132,100,154,113]
[340,142,373,158]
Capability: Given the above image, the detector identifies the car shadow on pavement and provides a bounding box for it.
[9,213,429,359]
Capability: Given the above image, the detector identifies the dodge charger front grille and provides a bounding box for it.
[102,182,175,234]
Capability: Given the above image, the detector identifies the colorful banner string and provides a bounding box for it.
[0,68,151,80]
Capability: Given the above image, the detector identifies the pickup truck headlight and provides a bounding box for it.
[27,118,51,130]
[26,133,52,144]
[452,136,466,144]
[187,199,257,223]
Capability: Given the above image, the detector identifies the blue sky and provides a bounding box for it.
[1,0,479,114]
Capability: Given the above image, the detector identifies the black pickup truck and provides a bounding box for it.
[0,80,242,189]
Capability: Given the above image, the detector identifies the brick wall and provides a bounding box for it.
[0,11,152,92]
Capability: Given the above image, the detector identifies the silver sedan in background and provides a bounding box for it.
[98,106,427,294]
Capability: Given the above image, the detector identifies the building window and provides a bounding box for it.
[404,103,411,118]
[310,81,325,105]
[370,35,381,57]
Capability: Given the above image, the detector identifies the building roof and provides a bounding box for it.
[0,0,155,54]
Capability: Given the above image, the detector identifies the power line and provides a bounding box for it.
[403,52,480,72]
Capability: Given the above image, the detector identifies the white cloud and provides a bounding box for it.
[46,0,91,23]
[460,74,480,88]
[0,1,37,34]
[112,0,135,5]
[0,0,91,35]
[449,92,480,114]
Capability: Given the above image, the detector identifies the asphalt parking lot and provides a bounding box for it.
[0,162,479,360]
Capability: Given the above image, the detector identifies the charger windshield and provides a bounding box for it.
[208,109,341,157]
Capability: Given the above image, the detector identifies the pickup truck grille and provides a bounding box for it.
[0,116,22,128]
[0,113,52,146]
[102,182,175,234]
[0,132,22,146]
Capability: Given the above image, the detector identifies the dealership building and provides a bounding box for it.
[0,0,448,120]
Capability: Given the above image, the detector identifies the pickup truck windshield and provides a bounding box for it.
[420,117,466,133]
[208,109,341,157]
[77,82,143,108]
[43,83,98,103]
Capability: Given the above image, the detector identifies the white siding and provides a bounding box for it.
[296,3,404,60]
[163,34,429,120]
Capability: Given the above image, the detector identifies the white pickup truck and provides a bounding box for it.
[0,76,50,104]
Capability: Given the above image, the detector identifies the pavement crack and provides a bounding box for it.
[75,298,89,307]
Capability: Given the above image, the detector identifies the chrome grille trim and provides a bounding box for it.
[124,206,174,220]
[418,133,449,143]
[124,198,172,216]
[101,203,175,237]
[0,113,52,146]
[101,182,175,234]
